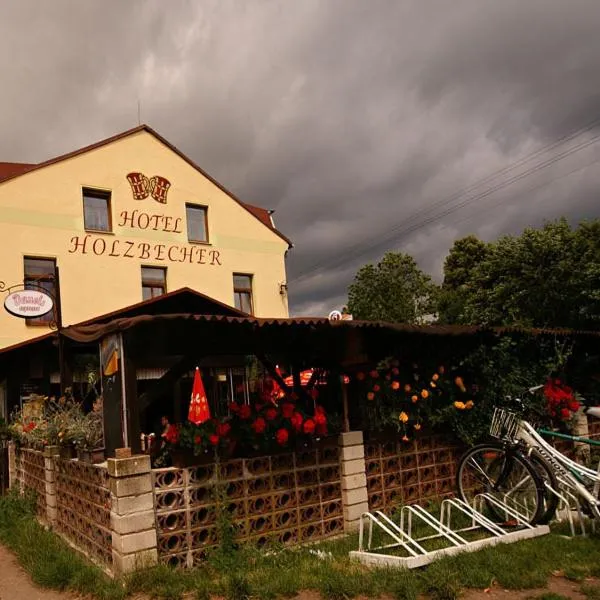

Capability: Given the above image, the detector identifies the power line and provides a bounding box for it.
[387,114,600,232]
[443,153,600,231]
[290,127,600,284]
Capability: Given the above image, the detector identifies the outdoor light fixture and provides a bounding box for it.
[279,282,288,295]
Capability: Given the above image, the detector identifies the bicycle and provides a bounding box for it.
[455,385,600,526]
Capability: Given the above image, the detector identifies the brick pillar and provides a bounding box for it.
[108,453,158,574]
[43,445,59,525]
[339,431,369,532]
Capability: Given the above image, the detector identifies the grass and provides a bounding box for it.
[2,492,600,599]
[581,583,600,599]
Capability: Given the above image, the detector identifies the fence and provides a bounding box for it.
[365,434,463,512]
[152,445,344,567]
[55,458,113,569]
[10,416,600,574]
[14,447,46,517]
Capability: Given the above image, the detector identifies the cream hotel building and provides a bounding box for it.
[0,125,292,352]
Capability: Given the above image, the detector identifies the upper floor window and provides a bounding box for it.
[24,257,56,325]
[83,188,112,232]
[233,274,253,314]
[141,266,166,301]
[186,204,208,243]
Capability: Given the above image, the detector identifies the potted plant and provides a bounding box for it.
[72,410,104,463]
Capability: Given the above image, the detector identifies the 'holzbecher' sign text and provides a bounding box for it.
[68,235,222,265]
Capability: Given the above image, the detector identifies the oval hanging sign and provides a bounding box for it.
[4,290,53,319]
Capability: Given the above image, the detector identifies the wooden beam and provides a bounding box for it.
[256,353,291,395]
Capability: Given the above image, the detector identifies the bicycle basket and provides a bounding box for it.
[489,407,519,441]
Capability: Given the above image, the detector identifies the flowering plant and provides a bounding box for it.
[168,395,330,460]
[543,378,580,422]
[8,391,104,450]
[353,357,476,442]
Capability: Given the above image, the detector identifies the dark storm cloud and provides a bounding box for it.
[1,1,600,316]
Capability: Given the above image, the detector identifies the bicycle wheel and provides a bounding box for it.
[456,443,545,525]
[526,449,560,524]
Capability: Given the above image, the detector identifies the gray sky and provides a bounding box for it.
[2,0,600,316]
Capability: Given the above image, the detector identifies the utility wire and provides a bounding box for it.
[290,128,600,284]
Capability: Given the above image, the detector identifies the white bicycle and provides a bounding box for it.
[456,386,600,526]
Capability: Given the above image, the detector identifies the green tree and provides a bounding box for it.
[347,252,438,323]
[441,218,600,329]
[438,235,489,324]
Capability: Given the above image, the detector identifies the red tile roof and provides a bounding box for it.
[0,125,291,247]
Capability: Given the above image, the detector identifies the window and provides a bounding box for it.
[83,188,112,232]
[141,267,166,301]
[186,204,208,243]
[233,274,253,314]
[24,257,56,325]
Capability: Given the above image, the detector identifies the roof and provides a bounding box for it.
[0,162,35,181]
[0,287,246,355]
[4,300,600,358]
[75,286,247,325]
[0,125,292,248]
[59,315,600,343]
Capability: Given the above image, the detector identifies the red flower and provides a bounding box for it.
[290,412,303,431]
[391,367,400,376]
[303,419,316,435]
[23,422,36,433]
[560,408,571,420]
[238,404,252,420]
[315,405,326,414]
[252,417,267,434]
[209,434,219,446]
[228,402,240,414]
[569,401,580,413]
[217,423,231,437]
[194,435,202,445]
[373,384,381,392]
[370,370,379,379]
[314,412,327,427]
[281,403,295,419]
[265,407,278,421]
[276,428,289,445]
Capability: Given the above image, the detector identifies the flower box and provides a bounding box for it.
[77,448,105,464]
[170,448,215,468]
[59,445,76,460]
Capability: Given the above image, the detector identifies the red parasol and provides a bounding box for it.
[188,367,211,424]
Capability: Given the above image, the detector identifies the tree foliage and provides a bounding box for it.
[439,218,600,329]
[347,252,438,323]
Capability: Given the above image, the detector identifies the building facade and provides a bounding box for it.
[0,125,291,350]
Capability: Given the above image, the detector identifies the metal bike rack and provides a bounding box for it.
[350,496,550,569]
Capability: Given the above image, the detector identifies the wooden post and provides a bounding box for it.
[341,376,350,433]
[124,346,141,455]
